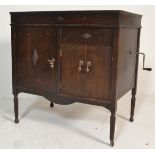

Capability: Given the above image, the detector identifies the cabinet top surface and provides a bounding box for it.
[10,10,142,17]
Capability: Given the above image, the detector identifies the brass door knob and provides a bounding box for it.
[78,60,84,72]
[48,58,55,69]
[86,61,92,73]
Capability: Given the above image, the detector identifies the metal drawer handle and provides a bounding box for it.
[48,58,55,69]
[86,61,92,73]
[78,60,84,72]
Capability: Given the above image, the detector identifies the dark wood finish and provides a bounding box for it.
[10,10,142,146]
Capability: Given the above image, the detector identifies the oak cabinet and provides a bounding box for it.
[10,10,145,146]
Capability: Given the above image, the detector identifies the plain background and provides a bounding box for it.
[0,5,154,148]
[0,5,154,98]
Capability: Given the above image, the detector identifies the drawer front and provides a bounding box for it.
[11,14,59,24]
[14,27,57,92]
[59,13,116,25]
[60,27,113,101]
[11,12,116,25]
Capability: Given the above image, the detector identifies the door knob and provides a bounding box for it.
[48,58,55,69]
[78,60,84,72]
[86,61,92,73]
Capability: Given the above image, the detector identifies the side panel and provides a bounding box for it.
[116,28,138,99]
[60,27,87,98]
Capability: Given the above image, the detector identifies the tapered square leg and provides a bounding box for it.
[129,29,140,122]
[14,94,19,123]
[130,89,136,122]
[110,111,116,147]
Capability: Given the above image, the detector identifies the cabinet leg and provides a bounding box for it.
[50,102,54,108]
[14,94,19,123]
[110,111,116,147]
[130,89,136,122]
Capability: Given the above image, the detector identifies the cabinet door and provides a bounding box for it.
[14,27,57,92]
[60,27,113,101]
[60,28,86,98]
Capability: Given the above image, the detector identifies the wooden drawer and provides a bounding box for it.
[11,13,59,24]
[10,11,117,26]
[58,12,116,25]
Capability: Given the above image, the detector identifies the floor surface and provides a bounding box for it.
[0,93,155,149]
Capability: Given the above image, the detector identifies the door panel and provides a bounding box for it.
[15,27,57,92]
[60,27,113,100]
[60,28,86,97]
[85,46,112,100]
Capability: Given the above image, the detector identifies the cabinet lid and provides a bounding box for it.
[10,10,142,28]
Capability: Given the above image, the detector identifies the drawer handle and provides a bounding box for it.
[86,61,92,73]
[48,58,55,69]
[78,60,84,72]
